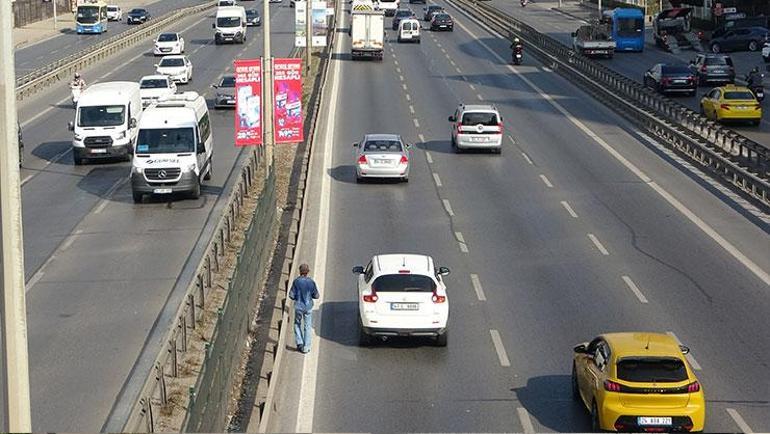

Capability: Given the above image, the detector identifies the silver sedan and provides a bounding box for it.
[354,134,411,183]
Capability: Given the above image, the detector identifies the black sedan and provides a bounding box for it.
[127,8,150,24]
[643,63,697,95]
[392,9,415,30]
[245,9,261,26]
[430,12,453,31]
[709,27,770,53]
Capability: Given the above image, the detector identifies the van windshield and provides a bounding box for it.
[217,16,241,27]
[136,128,196,154]
[78,105,126,127]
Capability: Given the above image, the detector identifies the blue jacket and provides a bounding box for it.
[289,276,319,313]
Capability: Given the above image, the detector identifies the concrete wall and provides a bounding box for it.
[13,0,71,28]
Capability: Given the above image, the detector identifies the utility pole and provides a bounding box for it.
[306,0,312,72]
[263,0,273,174]
[0,0,32,432]
[598,0,602,15]
[53,0,58,30]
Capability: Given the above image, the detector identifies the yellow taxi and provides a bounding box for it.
[699,84,762,125]
[572,332,705,432]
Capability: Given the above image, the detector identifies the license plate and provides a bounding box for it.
[227,99,235,104]
[757,92,763,98]
[638,417,672,426]
[374,159,390,164]
[90,148,107,154]
[153,188,173,194]
[713,70,724,74]
[391,303,419,311]
[470,136,486,142]
[673,79,686,84]
[440,25,447,28]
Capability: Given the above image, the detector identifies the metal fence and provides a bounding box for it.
[452,0,770,207]
[13,0,70,28]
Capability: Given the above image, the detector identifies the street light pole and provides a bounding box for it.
[306,0,312,72]
[0,0,32,432]
[263,0,273,174]
[53,0,58,30]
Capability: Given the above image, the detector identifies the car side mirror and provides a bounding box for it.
[571,31,576,37]
[447,115,455,122]
[212,84,219,88]
[352,142,359,147]
[212,23,216,29]
[679,345,690,355]
[67,121,75,131]
[437,266,450,276]
[573,343,587,354]
[352,265,364,274]
[154,64,159,68]
[129,117,137,129]
[197,144,206,154]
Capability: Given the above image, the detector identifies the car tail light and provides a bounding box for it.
[682,420,694,431]
[399,155,408,164]
[455,122,462,135]
[687,381,700,393]
[661,77,672,85]
[432,291,446,303]
[720,104,731,110]
[357,155,367,165]
[700,65,707,73]
[398,269,410,274]
[363,286,378,302]
[604,379,622,392]
[697,31,704,40]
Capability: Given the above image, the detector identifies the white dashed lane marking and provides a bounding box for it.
[588,233,609,255]
[470,273,487,301]
[426,152,433,164]
[409,105,415,114]
[442,199,455,216]
[560,201,578,218]
[539,174,553,188]
[622,275,648,304]
[432,172,442,187]
[517,407,536,434]
[726,408,753,433]
[666,332,702,371]
[489,329,511,367]
[521,152,533,165]
[413,118,420,128]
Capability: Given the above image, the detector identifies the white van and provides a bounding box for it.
[376,0,399,16]
[398,18,420,43]
[68,81,142,165]
[131,92,213,203]
[213,6,247,44]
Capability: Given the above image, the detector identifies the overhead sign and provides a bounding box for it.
[234,59,262,146]
[273,58,304,144]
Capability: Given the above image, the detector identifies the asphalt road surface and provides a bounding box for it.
[16,1,294,430]
[267,0,770,432]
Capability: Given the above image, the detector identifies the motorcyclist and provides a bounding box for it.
[746,66,763,88]
[511,37,523,54]
[70,72,86,89]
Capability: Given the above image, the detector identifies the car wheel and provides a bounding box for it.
[73,153,84,165]
[493,147,502,155]
[711,43,721,53]
[571,363,581,401]
[358,320,372,346]
[189,180,201,199]
[356,175,363,183]
[204,162,212,180]
[132,192,143,204]
[590,401,601,431]
[748,40,759,52]
[764,55,770,63]
[435,330,448,347]
[401,176,409,183]
[752,119,760,126]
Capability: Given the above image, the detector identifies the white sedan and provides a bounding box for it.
[353,254,450,346]
[106,5,122,21]
[139,75,177,108]
[155,55,193,84]
[154,32,185,56]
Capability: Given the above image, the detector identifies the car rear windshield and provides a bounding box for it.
[461,112,499,126]
[220,76,236,87]
[396,10,412,17]
[662,66,690,75]
[141,79,168,89]
[364,140,403,152]
[160,58,184,67]
[372,274,437,292]
[705,56,733,66]
[434,13,450,20]
[616,357,688,383]
[724,91,755,100]
[158,33,177,42]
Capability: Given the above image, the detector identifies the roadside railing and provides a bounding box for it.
[450,0,770,207]
[15,1,214,101]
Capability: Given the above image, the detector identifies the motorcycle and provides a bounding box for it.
[70,83,84,107]
[745,73,765,102]
[512,45,523,65]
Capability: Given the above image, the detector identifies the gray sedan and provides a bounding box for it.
[212,74,236,108]
[354,134,411,183]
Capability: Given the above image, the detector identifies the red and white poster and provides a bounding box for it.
[234,59,262,146]
[273,58,304,144]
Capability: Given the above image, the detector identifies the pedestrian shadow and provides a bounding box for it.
[512,374,591,432]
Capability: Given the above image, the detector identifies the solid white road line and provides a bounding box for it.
[489,329,511,367]
[560,201,578,218]
[60,229,83,251]
[432,172,442,187]
[621,275,648,304]
[413,118,420,128]
[517,407,536,434]
[452,7,770,288]
[295,5,345,432]
[442,199,455,216]
[726,408,754,434]
[521,152,534,165]
[470,273,487,301]
[588,233,609,256]
[426,152,433,164]
[539,174,553,188]
[666,332,702,371]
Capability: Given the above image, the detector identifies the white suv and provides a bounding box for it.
[353,254,450,346]
[448,104,503,154]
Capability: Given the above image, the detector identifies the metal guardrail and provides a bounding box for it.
[451,0,770,207]
[15,1,214,101]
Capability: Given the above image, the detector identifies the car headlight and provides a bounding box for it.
[182,163,196,173]
[74,134,82,141]
[133,166,144,174]
[116,131,127,140]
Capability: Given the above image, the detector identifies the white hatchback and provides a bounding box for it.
[353,254,450,346]
[139,75,177,108]
[106,5,122,21]
[154,32,185,55]
[155,55,193,84]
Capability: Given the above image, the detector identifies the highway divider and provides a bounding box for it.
[15,1,214,101]
[449,0,770,208]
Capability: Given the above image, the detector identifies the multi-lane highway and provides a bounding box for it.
[16,1,294,430]
[488,0,770,146]
[268,0,770,432]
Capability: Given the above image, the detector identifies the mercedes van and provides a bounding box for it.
[68,81,142,164]
[131,92,213,202]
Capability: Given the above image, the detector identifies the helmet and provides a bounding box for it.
[74,72,81,79]
[514,37,520,43]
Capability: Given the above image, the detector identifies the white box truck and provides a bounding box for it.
[350,7,384,60]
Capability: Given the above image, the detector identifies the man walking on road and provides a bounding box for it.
[289,263,319,354]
